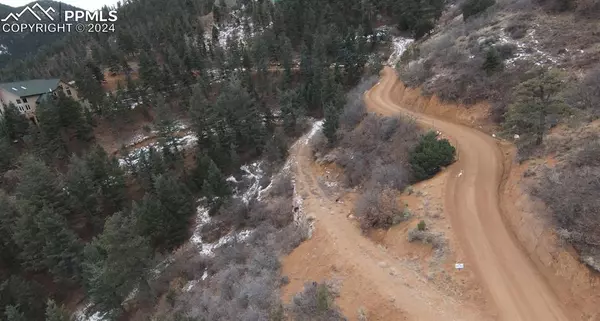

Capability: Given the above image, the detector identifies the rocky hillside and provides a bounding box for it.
[397,0,600,271]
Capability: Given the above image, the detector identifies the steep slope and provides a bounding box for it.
[282,120,488,321]
[365,67,571,321]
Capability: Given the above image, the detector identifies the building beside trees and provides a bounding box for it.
[0,79,84,124]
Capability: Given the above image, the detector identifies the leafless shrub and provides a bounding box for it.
[568,138,600,167]
[505,20,529,39]
[268,174,294,198]
[148,247,208,298]
[340,99,367,130]
[261,197,295,228]
[371,165,410,191]
[399,60,432,87]
[495,43,517,59]
[335,114,419,189]
[247,177,295,228]
[200,219,232,244]
[273,223,309,254]
[379,117,401,140]
[565,67,600,117]
[337,151,370,187]
[289,282,345,321]
[169,232,286,320]
[221,198,252,228]
[501,0,535,10]
[355,188,403,231]
[535,0,576,12]
[577,0,600,14]
[444,45,476,66]
[421,34,457,57]
[339,76,379,129]
[534,165,600,257]
[463,12,497,34]
[407,228,447,249]
[423,52,504,105]
[311,131,329,158]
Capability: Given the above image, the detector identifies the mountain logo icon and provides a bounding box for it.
[1,3,56,22]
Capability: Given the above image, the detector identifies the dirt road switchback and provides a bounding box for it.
[364,67,570,321]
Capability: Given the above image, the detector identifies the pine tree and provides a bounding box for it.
[203,157,231,210]
[482,47,503,74]
[279,34,294,86]
[0,137,16,173]
[323,103,340,145]
[0,104,29,142]
[65,155,103,230]
[151,174,194,249]
[504,69,567,146]
[154,96,182,162]
[280,88,304,134]
[4,305,26,321]
[37,206,83,283]
[409,131,456,180]
[0,191,19,267]
[83,212,153,319]
[34,100,68,161]
[45,300,70,321]
[214,78,266,156]
[139,52,160,89]
[13,204,82,283]
[132,195,164,249]
[191,152,212,191]
[56,95,93,141]
[189,86,212,147]
[85,145,126,213]
[74,67,105,112]
[322,69,345,110]
[15,156,67,214]
[12,202,46,272]
[212,25,220,44]
[0,276,46,320]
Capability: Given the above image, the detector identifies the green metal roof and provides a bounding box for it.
[0,79,61,98]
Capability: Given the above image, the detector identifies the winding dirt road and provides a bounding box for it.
[364,67,570,321]
[288,118,487,321]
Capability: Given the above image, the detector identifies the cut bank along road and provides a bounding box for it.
[365,67,570,321]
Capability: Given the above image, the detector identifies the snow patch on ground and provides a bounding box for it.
[238,162,266,204]
[191,205,253,257]
[265,120,324,238]
[204,9,257,49]
[497,27,580,67]
[387,37,414,66]
[117,128,198,168]
[193,120,324,255]
[184,280,199,292]
[190,202,254,257]
[73,305,106,321]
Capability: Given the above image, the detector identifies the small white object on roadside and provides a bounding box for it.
[457,170,463,178]
[492,133,496,138]
[455,263,465,270]
[514,134,520,140]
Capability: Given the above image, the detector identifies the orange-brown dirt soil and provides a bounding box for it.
[280,67,600,320]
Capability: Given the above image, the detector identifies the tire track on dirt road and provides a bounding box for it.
[364,66,571,321]
[287,125,487,321]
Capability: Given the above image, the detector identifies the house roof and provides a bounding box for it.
[0,79,61,98]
